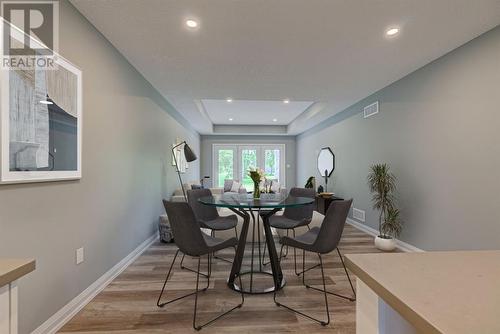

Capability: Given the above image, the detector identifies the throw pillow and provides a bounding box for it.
[224,179,233,192]
[230,181,241,192]
[270,181,281,193]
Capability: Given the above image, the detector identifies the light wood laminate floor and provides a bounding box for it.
[60,223,382,333]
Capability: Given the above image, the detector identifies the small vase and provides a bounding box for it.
[253,181,260,199]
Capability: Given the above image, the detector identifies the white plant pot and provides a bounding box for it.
[374,236,397,252]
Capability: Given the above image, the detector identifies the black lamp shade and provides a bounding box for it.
[183,143,197,162]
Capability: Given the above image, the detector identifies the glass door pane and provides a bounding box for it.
[240,148,257,190]
[214,145,236,188]
[264,149,280,182]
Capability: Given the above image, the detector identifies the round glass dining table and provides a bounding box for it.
[198,193,315,294]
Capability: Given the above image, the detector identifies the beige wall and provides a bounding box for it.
[0,1,199,332]
[297,26,500,251]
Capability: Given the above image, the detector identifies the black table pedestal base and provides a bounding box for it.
[227,207,285,295]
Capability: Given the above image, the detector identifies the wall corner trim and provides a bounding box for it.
[31,234,159,334]
[346,218,424,253]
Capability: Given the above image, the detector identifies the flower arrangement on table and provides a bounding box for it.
[248,167,265,199]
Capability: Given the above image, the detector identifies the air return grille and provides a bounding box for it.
[364,101,379,118]
[352,208,366,222]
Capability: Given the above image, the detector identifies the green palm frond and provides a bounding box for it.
[367,163,401,237]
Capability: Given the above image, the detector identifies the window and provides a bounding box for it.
[213,144,285,189]
[217,149,234,187]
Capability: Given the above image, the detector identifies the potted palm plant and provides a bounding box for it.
[367,164,402,251]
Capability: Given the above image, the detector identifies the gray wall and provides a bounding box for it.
[200,135,297,188]
[0,1,200,333]
[297,26,500,251]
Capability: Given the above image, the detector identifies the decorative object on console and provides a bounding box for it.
[317,185,324,193]
[248,167,265,199]
[317,147,335,192]
[171,141,197,201]
[304,176,316,190]
[1,40,82,183]
[367,163,403,251]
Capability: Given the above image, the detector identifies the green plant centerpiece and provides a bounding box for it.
[248,167,265,199]
[367,163,402,251]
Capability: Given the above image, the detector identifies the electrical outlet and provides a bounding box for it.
[353,208,366,222]
[76,247,84,265]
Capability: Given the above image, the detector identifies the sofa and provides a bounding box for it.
[170,180,223,202]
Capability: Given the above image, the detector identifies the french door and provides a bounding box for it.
[213,144,285,189]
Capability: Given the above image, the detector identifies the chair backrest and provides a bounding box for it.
[162,200,208,256]
[187,188,219,222]
[283,187,315,221]
[313,199,353,254]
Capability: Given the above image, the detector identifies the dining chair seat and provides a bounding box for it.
[199,215,238,230]
[268,215,311,229]
[281,226,319,251]
[202,233,237,252]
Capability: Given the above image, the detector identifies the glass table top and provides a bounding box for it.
[198,193,314,209]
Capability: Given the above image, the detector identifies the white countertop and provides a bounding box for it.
[345,251,500,334]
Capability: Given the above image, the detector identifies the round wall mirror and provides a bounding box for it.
[317,147,335,177]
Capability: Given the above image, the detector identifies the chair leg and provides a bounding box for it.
[302,250,356,302]
[274,250,330,326]
[293,226,319,276]
[193,253,244,330]
[263,228,289,266]
[157,250,210,308]
[180,251,210,278]
[337,248,356,299]
[212,230,232,264]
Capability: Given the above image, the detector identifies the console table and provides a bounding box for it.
[0,259,35,334]
[315,195,343,215]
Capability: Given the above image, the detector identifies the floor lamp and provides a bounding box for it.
[172,141,197,201]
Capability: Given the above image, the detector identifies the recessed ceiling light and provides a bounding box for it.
[386,27,399,36]
[226,98,233,103]
[228,118,233,121]
[272,118,278,122]
[283,99,290,104]
[39,100,53,105]
[185,19,198,28]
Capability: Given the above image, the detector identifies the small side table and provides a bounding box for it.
[315,195,344,215]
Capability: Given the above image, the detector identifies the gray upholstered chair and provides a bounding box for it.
[157,201,244,330]
[262,187,315,275]
[187,188,239,266]
[273,199,355,326]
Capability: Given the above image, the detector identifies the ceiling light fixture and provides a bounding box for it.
[386,27,399,36]
[226,98,233,103]
[39,100,53,105]
[272,118,278,122]
[283,99,290,104]
[185,19,198,28]
[228,118,233,121]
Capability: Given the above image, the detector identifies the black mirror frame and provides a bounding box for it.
[317,147,335,177]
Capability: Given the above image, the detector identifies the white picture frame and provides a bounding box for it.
[0,57,82,184]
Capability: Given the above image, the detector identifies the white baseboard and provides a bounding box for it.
[32,234,158,334]
[346,218,424,253]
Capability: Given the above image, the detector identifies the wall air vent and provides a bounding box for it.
[363,101,379,118]
[352,208,366,222]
